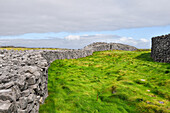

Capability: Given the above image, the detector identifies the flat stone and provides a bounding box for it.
[18,109,27,113]
[19,97,28,110]
[28,66,38,74]
[33,71,41,78]
[26,76,36,85]
[0,100,15,113]
[27,103,34,112]
[0,89,12,93]
[0,89,15,102]
[39,97,44,104]
[27,94,36,103]
[21,89,30,97]
[0,82,15,89]
[12,86,21,100]
[28,84,38,90]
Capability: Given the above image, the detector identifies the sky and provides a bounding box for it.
[0,0,170,49]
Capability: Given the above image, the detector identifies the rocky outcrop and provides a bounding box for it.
[151,34,170,63]
[0,42,137,113]
[84,42,137,52]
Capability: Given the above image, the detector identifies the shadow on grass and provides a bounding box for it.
[135,53,155,62]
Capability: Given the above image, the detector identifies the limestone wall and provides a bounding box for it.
[151,34,170,63]
[0,50,49,113]
[41,49,93,63]
[0,42,137,113]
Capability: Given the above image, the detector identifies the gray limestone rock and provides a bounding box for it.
[0,89,15,102]
[27,94,36,103]
[21,89,30,97]
[26,76,36,85]
[12,86,21,100]
[17,109,27,113]
[151,34,170,63]
[0,100,16,113]
[19,97,28,110]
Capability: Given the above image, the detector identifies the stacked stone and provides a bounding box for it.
[42,43,137,63]
[41,49,94,63]
[0,50,49,113]
[84,42,138,51]
[0,42,138,113]
[110,43,138,51]
[151,34,170,63]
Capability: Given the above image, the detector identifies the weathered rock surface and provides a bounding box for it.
[0,42,137,113]
[84,42,137,52]
[0,50,48,113]
[151,34,170,63]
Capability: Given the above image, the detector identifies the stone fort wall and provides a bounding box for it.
[0,42,137,113]
[151,34,170,63]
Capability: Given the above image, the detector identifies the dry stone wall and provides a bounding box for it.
[151,34,170,63]
[0,42,137,113]
[0,50,49,113]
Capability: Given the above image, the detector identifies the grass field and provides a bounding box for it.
[38,50,170,113]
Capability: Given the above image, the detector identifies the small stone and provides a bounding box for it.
[24,73,32,78]
[146,101,152,104]
[12,86,21,100]
[16,76,26,90]
[19,97,28,109]
[21,89,30,97]
[141,79,145,81]
[33,71,41,78]
[37,96,40,100]
[26,76,36,85]
[112,91,116,94]
[0,90,15,102]
[28,66,38,74]
[29,84,38,90]
[0,100,15,113]
[27,94,36,103]
[27,103,34,112]
[159,101,164,104]
[18,109,27,113]
[0,89,12,93]
[21,63,26,66]
[39,97,44,104]
[23,66,37,74]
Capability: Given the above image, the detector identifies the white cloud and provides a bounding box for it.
[64,35,80,40]
[0,0,170,35]
[119,37,138,45]
[140,38,149,43]
[0,34,150,49]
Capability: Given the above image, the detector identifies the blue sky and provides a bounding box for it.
[0,0,170,49]
[0,25,169,40]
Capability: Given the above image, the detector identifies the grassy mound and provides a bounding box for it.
[40,50,170,113]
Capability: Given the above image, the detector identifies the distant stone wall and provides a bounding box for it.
[84,42,137,52]
[151,34,170,63]
[42,42,137,63]
[41,49,93,63]
[0,42,137,113]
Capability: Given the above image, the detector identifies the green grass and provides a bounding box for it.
[40,50,170,113]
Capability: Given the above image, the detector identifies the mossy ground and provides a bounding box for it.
[39,50,170,113]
